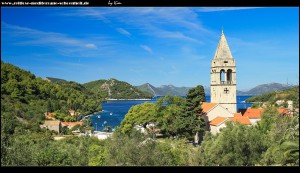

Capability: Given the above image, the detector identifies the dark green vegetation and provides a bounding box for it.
[246,86,299,108]
[83,79,153,99]
[119,85,206,140]
[1,61,102,121]
[1,61,102,165]
[200,107,299,166]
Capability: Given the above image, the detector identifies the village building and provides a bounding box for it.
[201,102,234,131]
[61,121,83,129]
[40,120,62,133]
[210,29,237,113]
[243,107,264,125]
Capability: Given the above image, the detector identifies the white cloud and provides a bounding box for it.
[116,28,131,36]
[1,22,116,57]
[85,43,97,49]
[140,45,153,54]
[64,8,211,43]
[197,7,262,12]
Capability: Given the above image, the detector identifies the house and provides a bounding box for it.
[208,114,251,135]
[275,100,285,105]
[230,116,251,125]
[68,110,76,116]
[40,120,62,133]
[277,108,293,117]
[68,110,80,116]
[209,116,229,135]
[201,102,234,131]
[61,121,83,129]
[243,108,264,125]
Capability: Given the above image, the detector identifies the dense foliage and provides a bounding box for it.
[83,78,153,99]
[199,107,299,166]
[119,85,206,141]
[246,86,299,108]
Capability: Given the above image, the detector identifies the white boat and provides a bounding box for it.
[98,115,101,118]
[110,112,113,115]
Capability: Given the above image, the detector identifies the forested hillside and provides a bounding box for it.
[245,86,299,108]
[83,79,153,99]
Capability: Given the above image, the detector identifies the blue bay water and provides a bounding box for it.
[91,96,253,132]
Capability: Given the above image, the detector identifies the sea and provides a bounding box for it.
[90,96,253,132]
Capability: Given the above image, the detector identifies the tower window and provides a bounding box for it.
[220,69,225,83]
[227,69,232,83]
[224,61,228,63]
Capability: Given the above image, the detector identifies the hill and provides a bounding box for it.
[245,86,299,108]
[83,79,152,99]
[1,60,102,123]
[45,77,68,84]
[203,83,294,96]
[137,82,293,97]
[237,83,294,96]
[136,83,191,96]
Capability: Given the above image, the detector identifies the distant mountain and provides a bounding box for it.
[83,78,152,99]
[245,86,299,105]
[237,83,295,96]
[136,84,192,96]
[137,82,294,97]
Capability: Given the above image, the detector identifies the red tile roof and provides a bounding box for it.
[234,112,243,117]
[61,122,83,127]
[277,108,289,114]
[243,108,264,119]
[209,117,228,126]
[201,102,218,113]
[230,117,251,125]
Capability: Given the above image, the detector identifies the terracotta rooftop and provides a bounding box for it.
[277,108,289,114]
[209,117,228,126]
[234,112,243,117]
[201,102,218,113]
[230,117,251,125]
[61,122,83,127]
[243,108,264,119]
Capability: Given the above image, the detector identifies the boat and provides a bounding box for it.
[98,115,101,118]
[110,112,113,115]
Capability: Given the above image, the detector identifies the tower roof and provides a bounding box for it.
[213,30,233,59]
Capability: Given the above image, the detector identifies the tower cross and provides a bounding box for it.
[224,88,229,94]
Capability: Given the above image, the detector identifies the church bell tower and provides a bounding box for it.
[210,30,237,113]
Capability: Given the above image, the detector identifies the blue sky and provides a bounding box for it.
[1,7,299,90]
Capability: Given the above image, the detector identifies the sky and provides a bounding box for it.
[1,7,299,90]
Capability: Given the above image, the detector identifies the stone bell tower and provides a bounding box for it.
[210,29,237,113]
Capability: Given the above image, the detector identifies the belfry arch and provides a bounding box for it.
[227,69,232,83]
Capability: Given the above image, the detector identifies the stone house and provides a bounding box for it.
[40,120,62,133]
